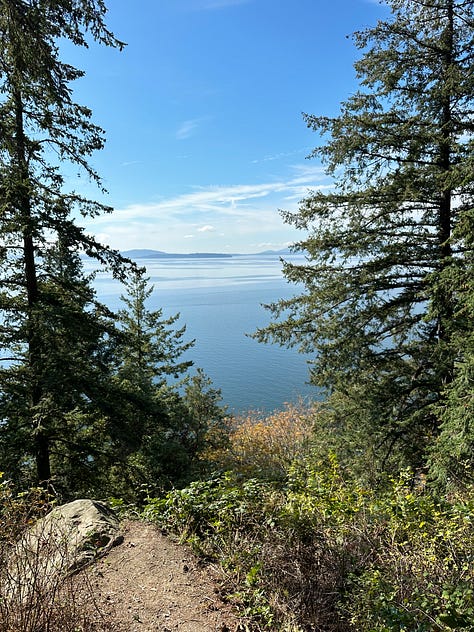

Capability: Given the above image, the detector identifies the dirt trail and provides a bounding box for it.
[79,520,241,632]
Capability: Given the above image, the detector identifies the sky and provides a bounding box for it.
[65,0,387,254]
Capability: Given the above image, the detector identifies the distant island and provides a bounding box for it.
[121,248,293,259]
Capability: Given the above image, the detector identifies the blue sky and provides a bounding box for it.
[66,0,386,253]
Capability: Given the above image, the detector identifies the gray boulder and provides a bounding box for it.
[30,499,121,568]
[3,499,122,604]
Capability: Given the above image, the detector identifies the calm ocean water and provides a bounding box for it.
[92,254,318,414]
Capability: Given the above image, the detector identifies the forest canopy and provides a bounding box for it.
[256,0,474,486]
[0,0,225,498]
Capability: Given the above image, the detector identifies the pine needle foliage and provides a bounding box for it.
[255,0,474,474]
[0,0,131,490]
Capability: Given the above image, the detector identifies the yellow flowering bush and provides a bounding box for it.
[207,402,316,479]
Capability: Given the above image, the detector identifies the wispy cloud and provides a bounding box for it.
[87,164,329,252]
[120,160,142,168]
[197,225,216,232]
[184,0,251,9]
[107,181,310,222]
[362,0,388,7]
[176,118,202,140]
[251,147,312,164]
[96,165,328,226]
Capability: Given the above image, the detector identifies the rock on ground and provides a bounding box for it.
[4,499,122,604]
[2,502,242,631]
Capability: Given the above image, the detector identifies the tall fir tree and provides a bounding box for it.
[112,270,194,483]
[429,207,474,488]
[256,0,474,473]
[0,0,131,491]
[112,272,228,495]
[117,270,194,394]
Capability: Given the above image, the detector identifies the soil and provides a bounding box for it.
[77,520,242,632]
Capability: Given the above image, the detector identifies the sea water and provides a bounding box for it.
[92,254,318,414]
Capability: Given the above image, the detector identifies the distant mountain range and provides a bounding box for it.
[121,248,293,259]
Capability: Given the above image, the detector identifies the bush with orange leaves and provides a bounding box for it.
[206,402,316,480]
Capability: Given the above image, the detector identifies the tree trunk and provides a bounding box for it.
[436,0,454,370]
[13,87,51,484]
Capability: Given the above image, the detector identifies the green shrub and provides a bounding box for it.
[142,462,474,632]
[143,473,280,628]
[346,476,474,631]
[142,460,369,630]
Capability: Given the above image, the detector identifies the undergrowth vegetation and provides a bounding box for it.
[3,406,474,631]
[203,403,315,481]
[138,406,474,632]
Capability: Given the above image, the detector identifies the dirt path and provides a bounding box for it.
[79,520,241,632]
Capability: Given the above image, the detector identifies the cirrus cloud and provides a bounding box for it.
[176,118,208,140]
[197,225,216,232]
[85,164,329,253]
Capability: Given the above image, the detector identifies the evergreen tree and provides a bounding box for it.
[144,368,229,489]
[117,270,194,393]
[256,0,474,473]
[110,272,227,495]
[113,271,193,468]
[0,0,130,490]
[429,210,474,489]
